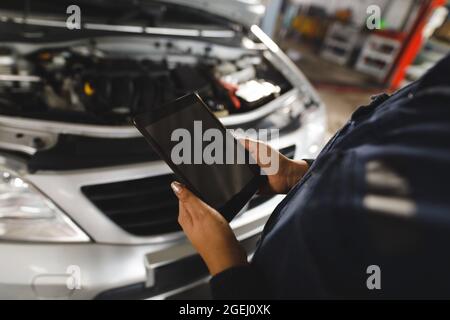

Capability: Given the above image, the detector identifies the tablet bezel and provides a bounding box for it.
[132,92,263,221]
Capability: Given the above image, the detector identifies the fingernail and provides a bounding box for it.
[171,181,182,195]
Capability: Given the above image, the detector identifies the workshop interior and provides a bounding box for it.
[0,0,449,301]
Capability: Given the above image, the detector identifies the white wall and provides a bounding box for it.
[290,0,414,30]
[384,0,415,30]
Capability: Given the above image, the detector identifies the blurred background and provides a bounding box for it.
[261,0,450,138]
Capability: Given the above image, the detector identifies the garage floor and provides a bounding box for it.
[280,39,385,138]
[316,86,381,138]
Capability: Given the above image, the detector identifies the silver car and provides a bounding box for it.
[0,0,326,299]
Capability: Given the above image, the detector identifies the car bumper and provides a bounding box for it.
[0,107,326,299]
[0,195,284,300]
[0,106,326,299]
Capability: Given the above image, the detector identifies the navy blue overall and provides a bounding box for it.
[211,54,450,299]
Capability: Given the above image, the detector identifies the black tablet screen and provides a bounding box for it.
[143,98,257,209]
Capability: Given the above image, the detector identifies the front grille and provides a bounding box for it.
[82,174,180,236]
[82,144,296,237]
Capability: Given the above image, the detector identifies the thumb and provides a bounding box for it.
[239,137,258,153]
[171,181,191,202]
[171,181,207,216]
[239,138,273,168]
[239,138,260,163]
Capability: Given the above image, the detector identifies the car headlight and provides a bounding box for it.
[0,157,90,242]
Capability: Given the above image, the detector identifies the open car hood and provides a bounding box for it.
[160,0,266,26]
[0,0,266,28]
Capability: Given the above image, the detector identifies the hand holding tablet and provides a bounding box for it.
[133,92,264,221]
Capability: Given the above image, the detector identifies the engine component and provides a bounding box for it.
[0,47,38,89]
[235,80,280,107]
[0,47,15,77]
[221,66,256,85]
[0,44,292,125]
[216,57,283,110]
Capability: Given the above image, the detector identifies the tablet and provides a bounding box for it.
[133,92,262,221]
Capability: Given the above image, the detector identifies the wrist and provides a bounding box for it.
[201,240,249,276]
[286,160,309,190]
[206,252,249,276]
[208,260,249,276]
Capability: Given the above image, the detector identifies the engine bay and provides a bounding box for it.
[0,40,292,125]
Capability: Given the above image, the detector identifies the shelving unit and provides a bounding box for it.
[355,34,403,81]
[321,22,360,65]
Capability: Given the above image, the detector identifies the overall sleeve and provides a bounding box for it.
[210,265,271,299]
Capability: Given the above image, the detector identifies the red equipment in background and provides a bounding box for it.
[388,0,447,90]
